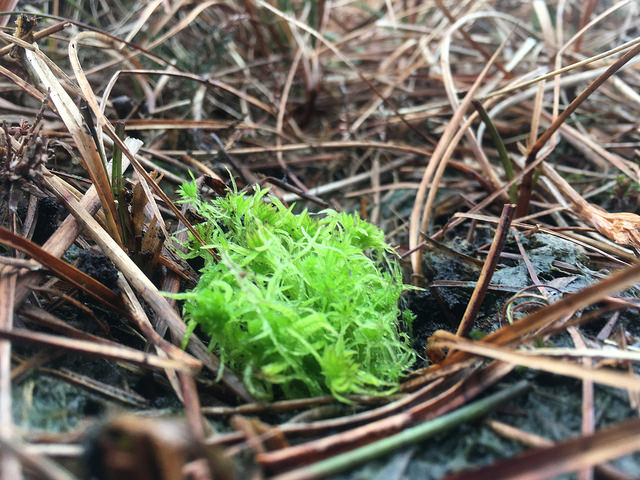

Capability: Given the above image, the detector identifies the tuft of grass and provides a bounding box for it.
[171,182,415,401]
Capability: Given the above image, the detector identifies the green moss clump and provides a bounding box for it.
[172,183,414,401]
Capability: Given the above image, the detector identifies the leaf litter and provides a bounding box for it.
[0,1,639,479]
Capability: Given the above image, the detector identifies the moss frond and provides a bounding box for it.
[175,182,414,401]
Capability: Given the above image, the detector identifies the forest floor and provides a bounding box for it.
[1,1,640,479]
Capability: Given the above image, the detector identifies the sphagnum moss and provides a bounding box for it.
[171,182,415,401]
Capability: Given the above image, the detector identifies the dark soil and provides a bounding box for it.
[77,251,120,294]
[31,196,59,245]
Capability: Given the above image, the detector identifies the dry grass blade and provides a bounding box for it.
[537,161,640,250]
[142,1,222,52]
[0,61,45,101]
[0,225,125,313]
[566,327,594,480]
[42,167,251,401]
[443,417,640,480]
[486,35,640,101]
[434,0,511,78]
[409,31,511,280]
[0,268,20,479]
[256,361,514,473]
[12,136,141,311]
[516,38,640,217]
[0,20,69,57]
[269,379,530,480]
[67,34,168,241]
[63,56,217,258]
[0,435,76,480]
[39,366,149,408]
[405,260,640,392]
[430,330,640,392]
[461,261,640,350]
[438,12,520,190]
[230,140,433,158]
[18,305,119,346]
[255,0,433,144]
[123,118,266,132]
[112,68,275,115]
[22,45,122,243]
[455,204,515,338]
[0,327,196,374]
[1,2,640,478]
[117,274,201,393]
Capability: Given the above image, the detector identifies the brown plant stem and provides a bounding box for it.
[456,203,515,337]
[516,40,640,218]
